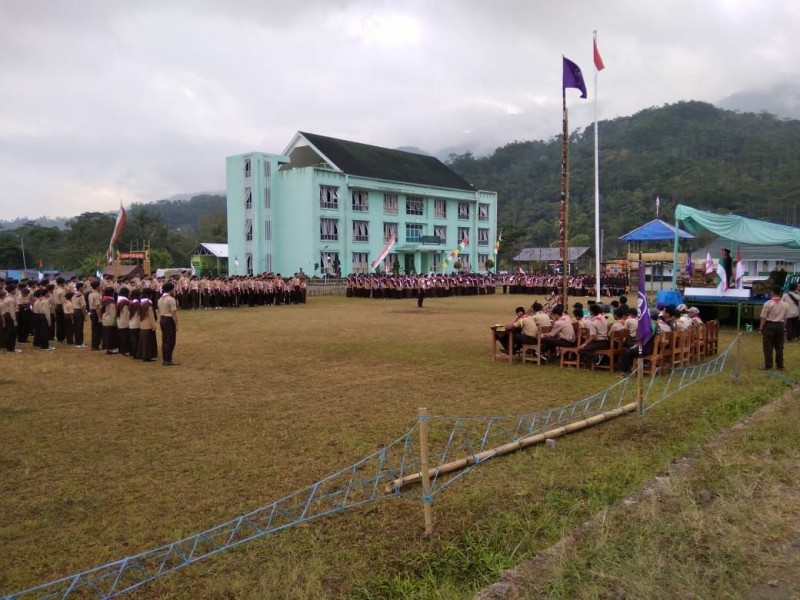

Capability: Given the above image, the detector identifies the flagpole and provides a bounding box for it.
[593,31,601,303]
[560,80,569,307]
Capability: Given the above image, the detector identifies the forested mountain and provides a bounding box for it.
[447,101,800,260]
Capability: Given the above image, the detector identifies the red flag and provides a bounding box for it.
[107,201,127,264]
[593,37,605,71]
[38,259,43,269]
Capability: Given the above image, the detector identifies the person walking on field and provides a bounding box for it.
[158,281,180,366]
[760,284,788,371]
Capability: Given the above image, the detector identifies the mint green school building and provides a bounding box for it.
[226,132,498,277]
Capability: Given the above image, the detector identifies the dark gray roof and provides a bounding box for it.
[512,247,590,262]
[298,132,475,192]
[699,238,800,261]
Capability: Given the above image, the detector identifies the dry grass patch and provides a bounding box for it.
[0,294,791,598]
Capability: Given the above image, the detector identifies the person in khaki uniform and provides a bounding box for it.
[128,288,141,359]
[1,284,21,352]
[88,280,103,350]
[62,291,75,345]
[71,282,87,348]
[760,284,788,371]
[100,287,118,355]
[116,287,131,357]
[33,288,54,350]
[137,289,158,362]
[158,281,180,366]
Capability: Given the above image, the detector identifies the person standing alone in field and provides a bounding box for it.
[158,282,180,366]
[760,284,788,371]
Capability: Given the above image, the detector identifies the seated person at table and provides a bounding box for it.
[624,307,639,348]
[531,302,552,330]
[540,305,576,357]
[494,306,526,353]
[512,307,540,348]
[617,308,659,376]
[609,308,628,334]
[578,303,610,366]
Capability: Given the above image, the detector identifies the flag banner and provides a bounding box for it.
[593,37,605,71]
[493,230,503,256]
[685,250,694,277]
[107,202,127,263]
[38,258,43,269]
[716,262,729,292]
[735,246,745,289]
[656,196,660,210]
[705,251,714,275]
[636,260,651,346]
[234,256,240,267]
[442,237,469,270]
[370,235,397,271]
[562,56,587,98]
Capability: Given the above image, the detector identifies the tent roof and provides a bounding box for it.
[619,218,694,242]
[675,204,800,248]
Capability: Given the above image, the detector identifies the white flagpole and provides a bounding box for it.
[593,30,601,303]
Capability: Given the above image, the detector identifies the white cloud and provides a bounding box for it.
[1,0,799,219]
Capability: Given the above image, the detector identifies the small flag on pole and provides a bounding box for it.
[371,235,397,272]
[735,246,744,289]
[562,57,587,99]
[705,251,714,275]
[685,250,693,277]
[593,36,605,71]
[636,260,651,346]
[493,230,502,256]
[107,201,127,264]
[656,195,660,215]
[234,256,240,268]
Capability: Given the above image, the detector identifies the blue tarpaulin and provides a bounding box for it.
[619,218,694,242]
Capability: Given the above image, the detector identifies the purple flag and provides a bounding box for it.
[636,260,651,346]
[685,250,693,277]
[563,56,587,99]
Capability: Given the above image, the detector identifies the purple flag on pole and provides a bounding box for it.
[563,56,587,98]
[636,260,651,346]
[685,250,693,277]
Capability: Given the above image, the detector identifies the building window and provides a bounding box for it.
[352,252,369,274]
[479,253,490,268]
[458,253,471,269]
[406,223,423,243]
[434,225,447,244]
[383,222,398,243]
[320,218,339,241]
[478,203,489,221]
[434,199,447,218]
[246,253,253,276]
[458,202,470,220]
[406,196,424,216]
[353,220,369,242]
[264,252,272,273]
[244,158,251,178]
[265,220,272,241]
[458,227,470,244]
[264,188,271,209]
[244,187,252,209]
[384,194,398,214]
[264,161,271,177]
[245,219,253,241]
[321,252,339,276]
[478,228,489,246]
[352,190,369,212]
[320,185,339,210]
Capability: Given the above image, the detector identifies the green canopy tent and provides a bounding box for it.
[671,204,800,286]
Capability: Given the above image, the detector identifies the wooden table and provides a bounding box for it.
[491,325,514,362]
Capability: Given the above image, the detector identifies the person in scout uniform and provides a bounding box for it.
[759,284,788,371]
[116,287,131,356]
[137,289,158,362]
[71,282,87,348]
[100,287,118,354]
[158,281,180,366]
[88,280,103,350]
[1,284,20,352]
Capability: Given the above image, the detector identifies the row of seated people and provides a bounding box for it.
[493,301,716,373]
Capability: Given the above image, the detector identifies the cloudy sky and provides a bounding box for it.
[2,0,799,220]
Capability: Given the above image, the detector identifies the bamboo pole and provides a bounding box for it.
[389,402,638,492]
[418,408,433,536]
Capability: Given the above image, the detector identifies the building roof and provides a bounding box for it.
[287,132,476,192]
[191,243,228,258]
[512,247,590,262]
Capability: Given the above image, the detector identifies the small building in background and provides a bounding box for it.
[189,243,228,276]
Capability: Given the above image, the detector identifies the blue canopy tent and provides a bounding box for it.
[619,218,695,243]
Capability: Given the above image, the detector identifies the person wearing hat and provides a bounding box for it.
[720,248,733,287]
[674,304,692,331]
[759,284,787,371]
[688,307,703,325]
[158,281,180,366]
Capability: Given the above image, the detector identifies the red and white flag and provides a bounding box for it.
[735,246,745,289]
[705,251,714,274]
[107,201,127,263]
[593,35,605,71]
[371,234,397,272]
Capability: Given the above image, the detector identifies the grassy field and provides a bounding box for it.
[0,293,794,599]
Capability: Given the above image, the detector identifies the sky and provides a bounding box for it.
[2,0,799,221]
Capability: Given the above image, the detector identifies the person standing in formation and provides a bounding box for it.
[72,282,87,348]
[1,284,20,353]
[759,284,787,371]
[88,280,102,351]
[137,289,158,362]
[158,281,180,366]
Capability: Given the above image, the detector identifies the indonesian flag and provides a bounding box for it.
[735,246,745,289]
[593,35,605,71]
[716,262,728,292]
[494,230,502,256]
[107,201,127,264]
[370,234,397,272]
[705,251,714,275]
